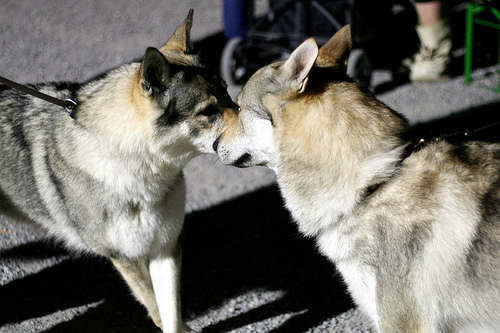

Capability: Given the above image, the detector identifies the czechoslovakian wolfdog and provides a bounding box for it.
[0,10,237,332]
[214,25,500,332]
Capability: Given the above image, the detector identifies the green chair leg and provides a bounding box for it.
[464,2,474,85]
[497,22,500,91]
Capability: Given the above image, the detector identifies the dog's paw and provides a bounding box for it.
[149,313,162,329]
[183,322,199,333]
[149,317,196,333]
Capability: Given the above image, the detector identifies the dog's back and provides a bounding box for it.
[0,83,78,221]
[342,139,500,332]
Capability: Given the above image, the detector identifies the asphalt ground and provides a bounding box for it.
[1,1,500,332]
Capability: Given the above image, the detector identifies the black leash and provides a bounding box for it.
[402,120,500,161]
[0,75,77,118]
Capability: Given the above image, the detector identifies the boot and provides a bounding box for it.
[409,20,452,82]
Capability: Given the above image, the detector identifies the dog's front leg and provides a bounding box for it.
[111,257,160,324]
[149,243,190,333]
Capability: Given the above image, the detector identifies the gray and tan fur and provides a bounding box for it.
[215,25,500,332]
[0,10,237,333]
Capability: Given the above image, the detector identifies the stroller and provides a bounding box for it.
[220,0,386,88]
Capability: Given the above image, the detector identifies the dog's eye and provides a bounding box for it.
[197,105,220,117]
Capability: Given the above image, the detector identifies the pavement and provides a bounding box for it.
[1,1,500,332]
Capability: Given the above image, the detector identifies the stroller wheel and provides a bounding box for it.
[347,48,372,89]
[221,37,248,86]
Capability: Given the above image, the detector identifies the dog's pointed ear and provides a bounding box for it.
[279,38,318,94]
[139,47,172,96]
[159,9,193,54]
[316,25,352,71]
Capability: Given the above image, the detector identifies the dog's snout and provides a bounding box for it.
[212,136,221,152]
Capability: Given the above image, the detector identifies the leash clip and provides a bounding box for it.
[64,98,77,118]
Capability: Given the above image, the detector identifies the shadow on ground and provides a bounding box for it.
[181,184,353,333]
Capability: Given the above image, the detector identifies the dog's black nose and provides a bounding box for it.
[212,136,220,152]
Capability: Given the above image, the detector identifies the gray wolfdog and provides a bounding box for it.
[215,25,500,332]
[0,10,236,332]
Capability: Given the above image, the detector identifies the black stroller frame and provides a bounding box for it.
[220,0,372,87]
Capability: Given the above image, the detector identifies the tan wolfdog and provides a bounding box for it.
[0,10,237,332]
[214,26,500,332]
